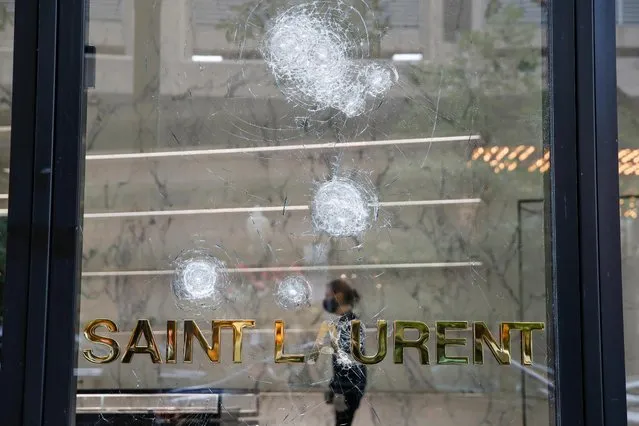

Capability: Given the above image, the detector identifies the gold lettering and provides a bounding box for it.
[393,321,430,364]
[216,320,255,363]
[306,321,338,364]
[184,320,217,363]
[82,317,545,366]
[166,320,177,364]
[504,322,544,365]
[352,320,387,364]
[122,319,161,363]
[436,321,469,365]
[473,322,511,365]
[184,320,254,363]
[274,320,305,363]
[82,319,120,364]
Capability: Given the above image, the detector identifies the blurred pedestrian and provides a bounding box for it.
[322,278,367,426]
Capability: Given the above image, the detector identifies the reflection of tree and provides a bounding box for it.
[378,7,549,402]
[82,176,174,329]
[85,96,126,151]
[0,4,10,28]
[398,4,543,271]
[0,3,13,111]
[395,5,548,409]
[406,5,543,145]
[217,0,390,58]
[486,0,546,18]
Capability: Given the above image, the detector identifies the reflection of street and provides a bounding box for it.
[628,378,639,423]
[512,360,639,424]
[76,390,551,425]
[79,361,639,425]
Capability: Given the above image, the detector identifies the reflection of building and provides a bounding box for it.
[0,0,636,149]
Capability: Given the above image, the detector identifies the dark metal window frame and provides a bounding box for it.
[0,0,629,424]
[0,0,86,424]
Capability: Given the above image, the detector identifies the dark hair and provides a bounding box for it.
[328,278,360,305]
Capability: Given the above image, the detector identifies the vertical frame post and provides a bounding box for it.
[0,0,58,424]
[575,0,628,424]
[42,0,87,423]
[0,0,87,424]
[547,0,585,423]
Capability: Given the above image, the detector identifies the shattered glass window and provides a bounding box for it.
[76,0,553,424]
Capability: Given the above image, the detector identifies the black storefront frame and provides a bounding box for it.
[0,0,87,425]
[0,0,629,424]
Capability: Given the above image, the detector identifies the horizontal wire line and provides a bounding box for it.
[85,135,481,161]
[84,328,379,335]
[80,198,482,219]
[0,198,483,218]
[81,261,483,277]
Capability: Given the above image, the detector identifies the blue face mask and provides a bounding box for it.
[323,298,338,313]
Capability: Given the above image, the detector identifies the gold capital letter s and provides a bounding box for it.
[393,321,430,364]
[82,319,120,364]
[352,320,387,364]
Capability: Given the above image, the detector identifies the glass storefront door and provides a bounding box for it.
[74,1,553,424]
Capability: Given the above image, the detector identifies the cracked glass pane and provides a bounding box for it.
[76,0,553,424]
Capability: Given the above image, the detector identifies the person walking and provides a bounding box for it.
[322,278,367,426]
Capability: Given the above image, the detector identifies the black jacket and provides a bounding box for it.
[329,311,367,394]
